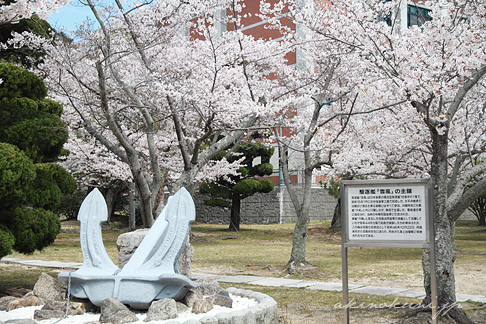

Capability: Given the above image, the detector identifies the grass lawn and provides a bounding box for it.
[2,218,485,323]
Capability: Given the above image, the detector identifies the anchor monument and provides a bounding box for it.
[58,187,197,309]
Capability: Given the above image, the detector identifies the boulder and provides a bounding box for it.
[176,301,189,314]
[117,230,193,278]
[99,297,135,323]
[103,309,139,324]
[42,300,85,315]
[33,309,65,320]
[0,296,17,311]
[177,239,194,278]
[116,229,149,269]
[194,277,221,296]
[145,298,178,322]
[4,319,37,324]
[213,291,233,308]
[7,295,44,311]
[180,289,203,308]
[192,297,213,315]
[33,273,64,301]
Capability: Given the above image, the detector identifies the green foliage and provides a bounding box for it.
[37,163,77,195]
[26,167,61,210]
[199,182,231,199]
[0,63,47,99]
[0,3,55,68]
[0,207,60,254]
[204,199,231,208]
[259,178,275,193]
[200,140,276,230]
[0,224,15,258]
[0,99,68,163]
[37,98,63,116]
[0,63,73,256]
[56,190,86,220]
[320,177,341,199]
[0,143,36,208]
[228,141,275,163]
[249,163,274,177]
[202,141,275,200]
[234,178,262,195]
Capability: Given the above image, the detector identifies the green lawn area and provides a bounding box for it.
[2,218,485,322]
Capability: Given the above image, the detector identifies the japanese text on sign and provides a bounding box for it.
[347,185,427,241]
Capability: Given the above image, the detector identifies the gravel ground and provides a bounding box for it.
[0,294,257,323]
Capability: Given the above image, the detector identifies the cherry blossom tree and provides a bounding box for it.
[260,0,407,270]
[34,0,291,227]
[281,0,486,322]
[0,0,68,25]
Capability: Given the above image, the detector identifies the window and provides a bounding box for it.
[407,5,431,27]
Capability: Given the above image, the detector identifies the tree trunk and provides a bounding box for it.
[331,197,341,231]
[422,130,474,324]
[229,194,241,231]
[103,187,117,223]
[288,160,313,265]
[133,177,154,228]
[289,207,309,264]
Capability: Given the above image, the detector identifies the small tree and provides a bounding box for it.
[200,141,275,231]
[468,193,486,226]
[0,63,75,258]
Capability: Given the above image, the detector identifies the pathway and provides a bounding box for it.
[2,257,486,304]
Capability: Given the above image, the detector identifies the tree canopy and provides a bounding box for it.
[0,0,56,68]
[200,141,275,231]
[0,62,75,258]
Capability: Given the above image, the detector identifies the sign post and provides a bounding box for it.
[341,178,437,324]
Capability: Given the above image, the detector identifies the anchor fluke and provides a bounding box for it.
[58,188,197,309]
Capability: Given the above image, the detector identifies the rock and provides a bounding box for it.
[178,239,194,278]
[181,320,201,324]
[71,297,99,313]
[181,289,203,308]
[117,230,194,279]
[192,296,213,315]
[33,273,64,301]
[8,295,44,311]
[0,287,32,298]
[116,229,149,269]
[33,309,65,320]
[145,299,178,322]
[41,300,85,315]
[99,297,131,323]
[176,301,189,314]
[213,291,232,308]
[194,277,221,296]
[0,296,17,311]
[4,319,37,324]
[199,316,218,324]
[103,309,138,324]
[288,261,297,275]
[473,310,486,322]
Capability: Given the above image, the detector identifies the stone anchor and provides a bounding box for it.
[58,187,197,309]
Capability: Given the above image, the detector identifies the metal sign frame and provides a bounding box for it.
[340,178,437,324]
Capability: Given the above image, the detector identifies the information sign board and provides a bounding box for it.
[340,178,437,324]
[342,178,432,248]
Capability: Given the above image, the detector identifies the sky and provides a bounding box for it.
[47,2,96,33]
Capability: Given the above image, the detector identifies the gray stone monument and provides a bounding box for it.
[58,187,197,309]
